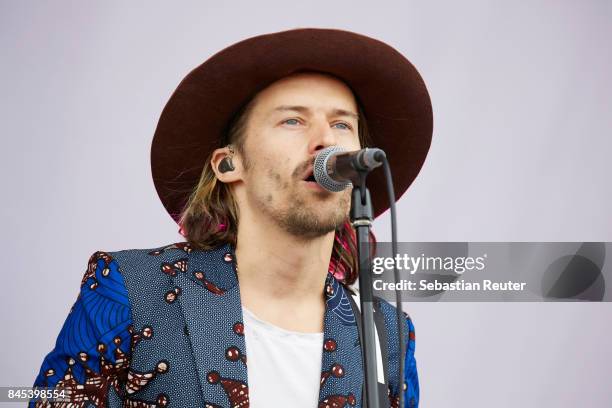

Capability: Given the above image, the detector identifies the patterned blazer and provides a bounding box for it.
[30,242,419,407]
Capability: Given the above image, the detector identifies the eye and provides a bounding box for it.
[332,122,352,130]
[282,118,301,126]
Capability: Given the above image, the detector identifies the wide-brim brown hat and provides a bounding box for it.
[151,28,433,222]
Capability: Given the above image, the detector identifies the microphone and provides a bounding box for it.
[313,146,386,192]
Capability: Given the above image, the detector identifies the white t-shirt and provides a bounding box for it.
[242,306,324,407]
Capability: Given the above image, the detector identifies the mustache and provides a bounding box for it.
[292,157,315,179]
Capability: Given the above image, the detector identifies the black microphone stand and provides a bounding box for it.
[350,172,384,408]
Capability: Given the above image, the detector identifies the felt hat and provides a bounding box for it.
[151,28,433,221]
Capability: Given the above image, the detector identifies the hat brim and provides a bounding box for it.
[151,28,433,222]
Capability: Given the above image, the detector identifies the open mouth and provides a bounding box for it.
[302,166,316,182]
[301,166,326,191]
[301,169,328,192]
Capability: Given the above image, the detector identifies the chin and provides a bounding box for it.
[280,208,347,239]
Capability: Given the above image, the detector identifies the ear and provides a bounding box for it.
[211,146,243,184]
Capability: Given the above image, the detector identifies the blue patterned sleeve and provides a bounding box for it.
[403,316,419,407]
[29,251,133,407]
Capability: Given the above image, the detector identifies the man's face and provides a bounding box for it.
[238,72,361,239]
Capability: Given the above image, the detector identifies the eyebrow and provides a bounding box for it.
[273,105,359,121]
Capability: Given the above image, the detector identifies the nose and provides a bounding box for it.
[307,118,338,155]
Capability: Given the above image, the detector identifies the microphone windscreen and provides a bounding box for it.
[313,146,352,192]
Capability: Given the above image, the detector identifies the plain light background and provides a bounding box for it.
[1,1,611,407]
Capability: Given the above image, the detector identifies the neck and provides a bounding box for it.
[235,215,334,303]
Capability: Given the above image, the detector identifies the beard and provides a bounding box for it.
[246,157,351,239]
[273,191,350,239]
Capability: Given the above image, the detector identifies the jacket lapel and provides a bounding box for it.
[171,243,249,407]
[319,272,364,407]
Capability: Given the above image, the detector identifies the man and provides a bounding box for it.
[31,28,433,407]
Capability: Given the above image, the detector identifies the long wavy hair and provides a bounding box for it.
[178,85,374,286]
